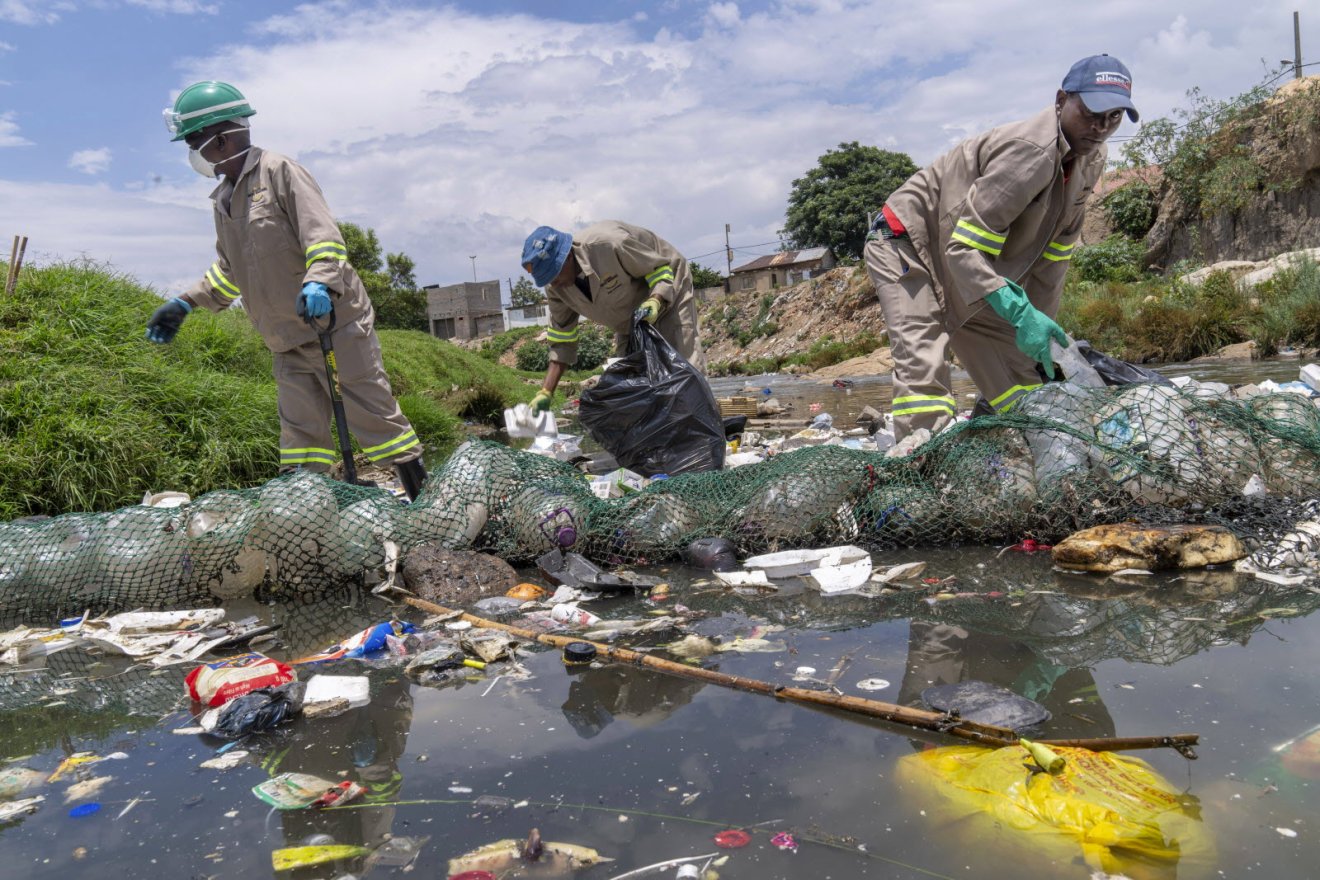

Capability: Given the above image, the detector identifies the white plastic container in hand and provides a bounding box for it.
[1050,337,1105,388]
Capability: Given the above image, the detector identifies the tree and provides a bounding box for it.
[338,221,383,274]
[782,141,918,261]
[385,252,416,290]
[510,278,544,309]
[690,262,724,289]
[335,221,427,332]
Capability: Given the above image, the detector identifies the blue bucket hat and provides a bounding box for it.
[1062,54,1138,122]
[522,226,573,287]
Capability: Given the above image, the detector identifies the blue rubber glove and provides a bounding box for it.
[985,280,1068,378]
[145,297,191,344]
[297,281,332,319]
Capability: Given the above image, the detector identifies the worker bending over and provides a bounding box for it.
[520,220,707,410]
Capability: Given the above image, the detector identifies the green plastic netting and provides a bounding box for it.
[1,383,1317,617]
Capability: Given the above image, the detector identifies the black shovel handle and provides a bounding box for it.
[302,307,358,486]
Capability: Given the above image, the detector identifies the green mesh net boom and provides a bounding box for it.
[1,384,1318,617]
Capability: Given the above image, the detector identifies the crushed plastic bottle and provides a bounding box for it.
[1050,336,1105,388]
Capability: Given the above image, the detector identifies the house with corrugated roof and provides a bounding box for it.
[728,247,836,293]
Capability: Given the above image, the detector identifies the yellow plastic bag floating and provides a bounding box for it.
[897,743,1215,878]
[271,844,370,871]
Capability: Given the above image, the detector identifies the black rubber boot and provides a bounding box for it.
[394,458,427,502]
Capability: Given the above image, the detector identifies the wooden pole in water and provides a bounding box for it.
[400,595,1198,756]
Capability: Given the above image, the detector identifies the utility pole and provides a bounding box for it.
[469,255,477,282]
[724,223,732,277]
[1294,11,1304,80]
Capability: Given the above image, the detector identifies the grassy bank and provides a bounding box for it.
[708,331,886,377]
[1058,255,1320,362]
[0,261,531,519]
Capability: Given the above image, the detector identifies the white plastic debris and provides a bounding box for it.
[1302,363,1320,394]
[855,678,891,691]
[810,557,874,594]
[713,569,772,586]
[304,675,371,710]
[142,490,192,508]
[745,545,870,579]
[871,561,928,584]
[1243,474,1268,497]
[200,750,250,770]
[503,403,557,439]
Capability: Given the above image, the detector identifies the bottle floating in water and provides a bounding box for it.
[1050,337,1105,387]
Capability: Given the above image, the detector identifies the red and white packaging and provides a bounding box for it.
[549,604,601,627]
[185,652,295,707]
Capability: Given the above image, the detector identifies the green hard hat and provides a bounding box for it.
[163,81,256,142]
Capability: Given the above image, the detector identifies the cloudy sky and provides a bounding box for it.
[0,0,1311,300]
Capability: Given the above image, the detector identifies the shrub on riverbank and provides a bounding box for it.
[0,261,527,518]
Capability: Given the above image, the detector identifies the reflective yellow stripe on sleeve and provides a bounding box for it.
[304,241,348,268]
[546,327,579,344]
[206,262,240,300]
[645,265,675,288]
[950,219,1006,257]
[1042,240,1075,262]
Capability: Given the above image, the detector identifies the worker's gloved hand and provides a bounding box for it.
[297,281,332,319]
[530,389,553,412]
[634,297,663,324]
[985,280,1068,378]
[145,297,191,344]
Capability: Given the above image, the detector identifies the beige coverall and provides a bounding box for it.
[864,107,1105,440]
[182,147,420,471]
[545,220,707,372]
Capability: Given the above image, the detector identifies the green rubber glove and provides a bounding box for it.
[985,280,1068,377]
[530,389,553,412]
[635,297,662,324]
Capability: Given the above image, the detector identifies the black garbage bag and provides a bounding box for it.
[213,681,305,739]
[1075,339,1172,386]
[579,314,725,476]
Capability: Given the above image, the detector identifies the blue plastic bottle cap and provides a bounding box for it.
[651,474,669,481]
[69,803,101,818]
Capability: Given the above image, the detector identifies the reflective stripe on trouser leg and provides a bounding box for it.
[950,304,1046,415]
[326,314,423,465]
[863,237,955,441]
[273,346,336,474]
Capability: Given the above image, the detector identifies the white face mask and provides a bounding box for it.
[188,129,249,179]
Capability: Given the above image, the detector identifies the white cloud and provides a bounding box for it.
[0,179,214,293]
[125,0,217,13]
[0,0,70,24]
[68,147,112,174]
[0,111,31,147]
[0,41,15,51]
[13,1,1305,295]
[706,1,739,28]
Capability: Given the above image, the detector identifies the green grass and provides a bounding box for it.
[0,261,531,518]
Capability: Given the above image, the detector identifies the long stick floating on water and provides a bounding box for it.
[401,595,1199,756]
[404,595,1197,754]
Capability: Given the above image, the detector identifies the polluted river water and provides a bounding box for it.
[2,359,1319,879]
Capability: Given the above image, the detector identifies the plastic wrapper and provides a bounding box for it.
[897,743,1214,876]
[185,653,295,708]
[579,314,724,476]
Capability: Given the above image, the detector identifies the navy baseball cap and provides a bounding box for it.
[1062,54,1138,122]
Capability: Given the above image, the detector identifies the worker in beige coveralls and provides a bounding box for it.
[520,221,707,411]
[864,55,1138,452]
[146,81,428,500]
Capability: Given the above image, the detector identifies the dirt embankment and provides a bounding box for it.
[697,267,888,372]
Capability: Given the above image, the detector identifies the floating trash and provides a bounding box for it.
[855,678,891,691]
